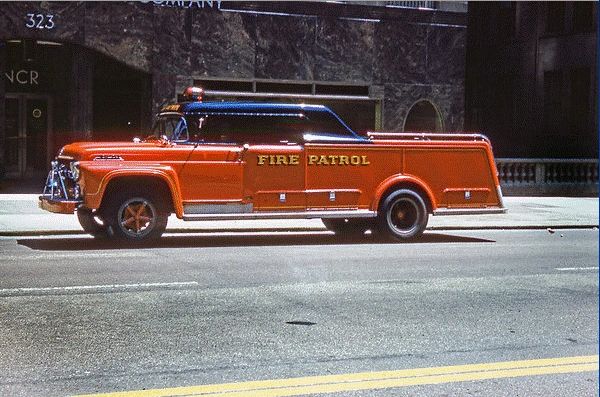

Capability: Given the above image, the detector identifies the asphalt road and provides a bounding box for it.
[0,229,598,396]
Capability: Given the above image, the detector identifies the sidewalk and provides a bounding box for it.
[0,194,597,236]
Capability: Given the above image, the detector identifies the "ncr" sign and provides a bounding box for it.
[5,69,39,85]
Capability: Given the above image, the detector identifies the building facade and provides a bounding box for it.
[466,1,598,159]
[0,1,466,180]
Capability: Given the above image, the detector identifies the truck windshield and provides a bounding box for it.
[152,114,202,142]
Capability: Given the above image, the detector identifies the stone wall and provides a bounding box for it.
[0,1,466,131]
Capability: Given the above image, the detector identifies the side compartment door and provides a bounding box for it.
[304,144,369,210]
[244,143,305,211]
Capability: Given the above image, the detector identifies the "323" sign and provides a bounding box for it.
[25,13,56,30]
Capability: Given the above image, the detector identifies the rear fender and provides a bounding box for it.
[372,174,436,213]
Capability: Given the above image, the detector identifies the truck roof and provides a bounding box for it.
[168,101,331,114]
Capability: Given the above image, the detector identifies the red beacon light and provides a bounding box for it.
[182,86,204,102]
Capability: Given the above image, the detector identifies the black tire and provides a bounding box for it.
[377,189,428,241]
[322,218,373,238]
[76,206,110,239]
[103,189,168,242]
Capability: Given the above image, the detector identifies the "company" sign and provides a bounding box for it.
[141,0,221,8]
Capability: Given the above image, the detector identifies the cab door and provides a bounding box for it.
[158,114,245,215]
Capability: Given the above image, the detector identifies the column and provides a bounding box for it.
[0,41,6,180]
[70,46,93,140]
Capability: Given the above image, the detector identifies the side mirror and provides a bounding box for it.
[237,144,250,162]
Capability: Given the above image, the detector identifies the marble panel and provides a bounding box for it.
[313,17,374,83]
[84,2,154,73]
[190,9,255,78]
[254,14,316,80]
[382,83,464,132]
[151,7,191,76]
[374,20,427,85]
[0,2,85,44]
[426,26,466,85]
[152,72,177,115]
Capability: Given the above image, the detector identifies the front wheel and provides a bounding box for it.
[103,191,168,242]
[377,189,428,241]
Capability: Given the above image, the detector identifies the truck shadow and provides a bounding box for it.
[17,232,495,251]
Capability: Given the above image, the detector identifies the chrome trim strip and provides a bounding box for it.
[367,132,491,145]
[203,90,373,102]
[184,203,253,214]
[433,208,507,216]
[183,209,376,221]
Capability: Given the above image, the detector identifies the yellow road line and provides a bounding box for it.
[76,355,599,397]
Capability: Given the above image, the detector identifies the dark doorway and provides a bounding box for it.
[93,53,151,141]
[4,94,52,178]
[404,100,443,132]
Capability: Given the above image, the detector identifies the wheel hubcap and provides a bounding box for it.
[389,199,418,232]
[118,199,156,237]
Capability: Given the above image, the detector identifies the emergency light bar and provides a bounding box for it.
[183,86,204,102]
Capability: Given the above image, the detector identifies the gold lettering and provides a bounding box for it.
[257,154,303,165]
[305,154,369,166]
[317,155,329,165]
[276,155,288,165]
[257,155,268,165]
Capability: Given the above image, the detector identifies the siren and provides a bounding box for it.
[182,86,204,102]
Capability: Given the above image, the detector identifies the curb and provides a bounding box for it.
[427,225,599,231]
[2,225,598,237]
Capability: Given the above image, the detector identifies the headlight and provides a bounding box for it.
[70,161,80,181]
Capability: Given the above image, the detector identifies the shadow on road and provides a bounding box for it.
[17,232,495,251]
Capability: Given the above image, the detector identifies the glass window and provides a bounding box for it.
[153,110,358,144]
[195,113,307,144]
[302,111,356,137]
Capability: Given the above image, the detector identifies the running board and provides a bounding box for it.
[433,207,507,216]
[183,209,377,221]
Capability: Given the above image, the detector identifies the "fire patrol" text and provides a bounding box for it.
[256,154,370,166]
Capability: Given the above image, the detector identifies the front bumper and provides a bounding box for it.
[39,159,82,214]
[38,196,80,214]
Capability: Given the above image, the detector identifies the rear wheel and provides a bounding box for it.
[377,189,428,241]
[103,190,168,242]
